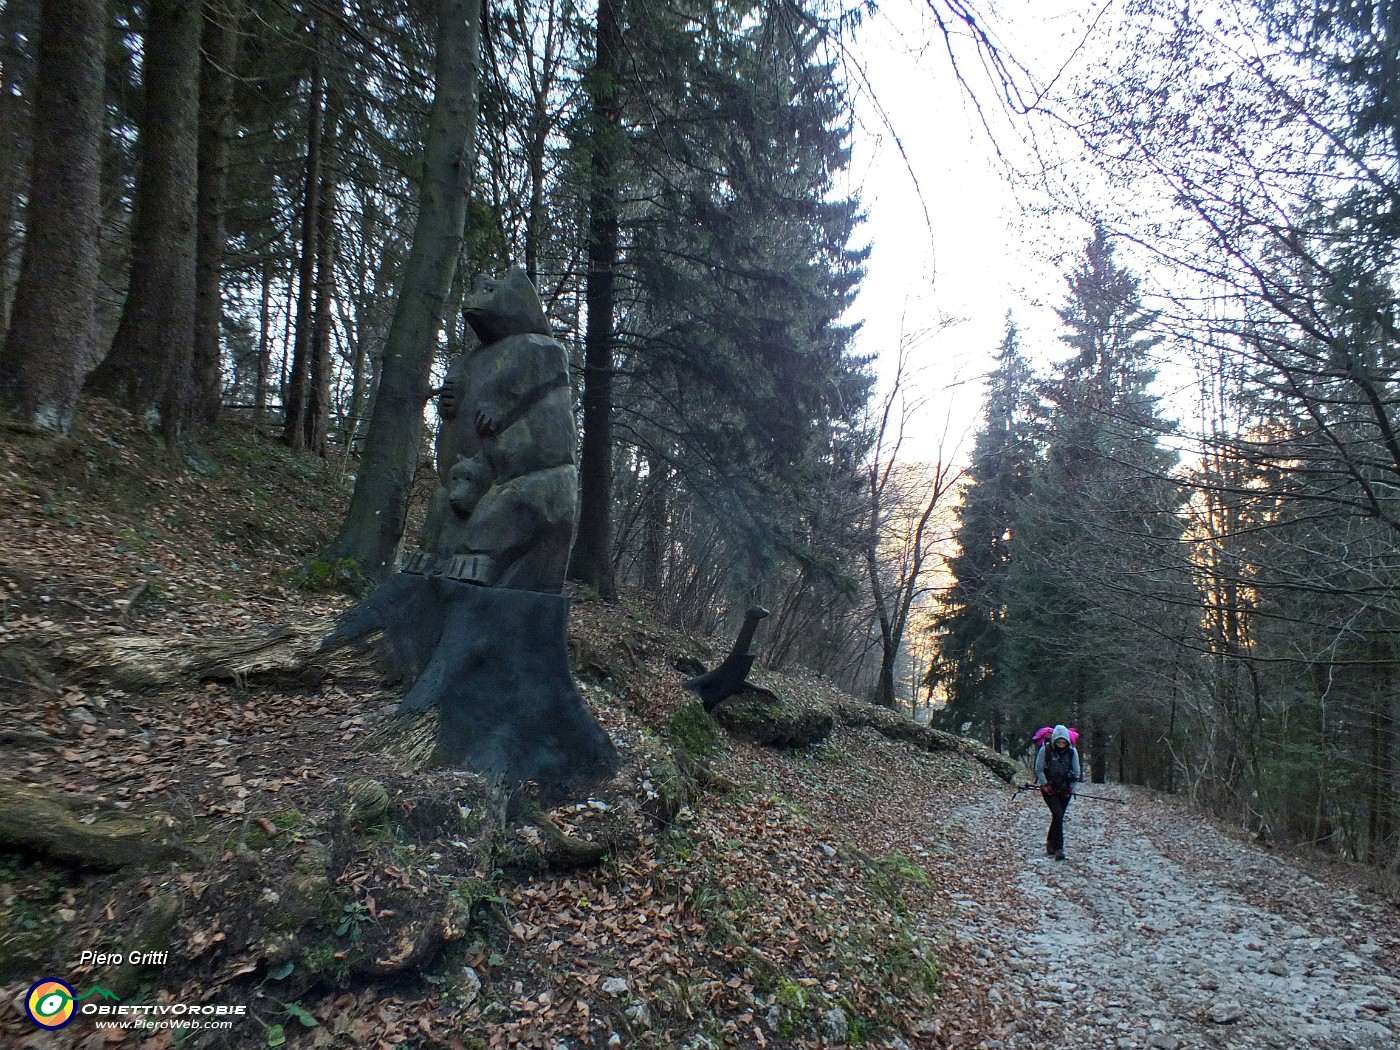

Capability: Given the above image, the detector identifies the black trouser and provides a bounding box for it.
[1042,790,1072,854]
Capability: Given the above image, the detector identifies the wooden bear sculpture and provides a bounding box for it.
[325,270,616,804]
[413,267,577,593]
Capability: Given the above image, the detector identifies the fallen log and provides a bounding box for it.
[833,700,1022,783]
[61,621,333,690]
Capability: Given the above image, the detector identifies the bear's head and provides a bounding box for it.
[464,268,551,345]
[447,455,492,517]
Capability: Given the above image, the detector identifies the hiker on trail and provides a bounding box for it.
[1035,724,1080,861]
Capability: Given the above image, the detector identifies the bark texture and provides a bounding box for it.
[191,0,246,428]
[86,0,202,439]
[325,0,481,579]
[568,0,623,600]
[0,0,105,434]
[282,19,326,449]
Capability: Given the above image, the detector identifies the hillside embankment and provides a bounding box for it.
[1,407,1397,1050]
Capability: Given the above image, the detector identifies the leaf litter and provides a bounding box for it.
[7,404,1395,1050]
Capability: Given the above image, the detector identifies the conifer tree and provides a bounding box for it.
[569,0,624,600]
[612,0,871,605]
[84,0,202,438]
[1004,229,1188,781]
[930,319,1036,748]
[324,0,482,579]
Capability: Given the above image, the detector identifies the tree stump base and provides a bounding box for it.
[322,574,618,804]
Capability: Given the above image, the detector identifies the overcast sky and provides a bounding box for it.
[844,1,1109,464]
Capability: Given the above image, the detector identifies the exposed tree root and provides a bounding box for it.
[0,779,181,868]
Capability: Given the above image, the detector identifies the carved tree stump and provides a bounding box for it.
[321,574,618,804]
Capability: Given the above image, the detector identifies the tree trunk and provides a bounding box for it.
[339,206,373,452]
[85,0,201,441]
[306,139,337,456]
[525,119,546,285]
[191,0,245,429]
[1369,634,1396,867]
[0,0,38,336]
[639,455,668,593]
[0,0,105,435]
[875,649,898,711]
[568,0,624,600]
[865,469,896,709]
[1091,724,1108,784]
[253,257,273,430]
[279,261,295,412]
[282,19,325,449]
[323,0,481,579]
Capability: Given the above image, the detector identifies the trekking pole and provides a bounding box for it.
[1009,783,1039,804]
[1069,790,1128,804]
[1010,783,1127,804]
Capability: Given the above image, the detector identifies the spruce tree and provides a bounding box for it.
[615,0,871,599]
[1004,228,1188,782]
[0,0,105,434]
[85,0,202,438]
[930,319,1036,748]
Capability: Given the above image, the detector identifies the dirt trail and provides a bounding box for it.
[934,785,1400,1050]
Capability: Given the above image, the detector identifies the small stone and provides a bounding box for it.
[1267,962,1287,977]
[601,977,629,996]
[823,1008,848,1042]
[1208,1001,1244,1025]
[460,967,481,1006]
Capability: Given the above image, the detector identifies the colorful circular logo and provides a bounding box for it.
[26,979,76,1029]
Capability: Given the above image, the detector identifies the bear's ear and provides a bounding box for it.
[500,267,550,336]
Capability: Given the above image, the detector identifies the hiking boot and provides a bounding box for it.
[1054,850,1066,861]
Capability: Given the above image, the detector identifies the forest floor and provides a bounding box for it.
[1,404,1398,1050]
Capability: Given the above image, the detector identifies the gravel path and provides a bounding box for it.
[934,785,1400,1050]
